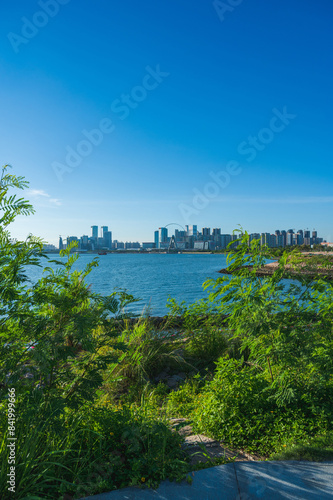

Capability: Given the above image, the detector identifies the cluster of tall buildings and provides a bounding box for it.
[154,226,324,250]
[57,225,324,252]
[59,226,114,251]
[59,226,143,251]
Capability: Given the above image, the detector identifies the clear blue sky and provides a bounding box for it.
[1,0,333,245]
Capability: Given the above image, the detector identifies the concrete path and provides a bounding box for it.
[82,460,333,499]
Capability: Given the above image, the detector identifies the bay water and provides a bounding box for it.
[25,253,229,316]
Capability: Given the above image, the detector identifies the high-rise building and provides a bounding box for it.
[91,226,98,240]
[276,235,284,247]
[249,233,260,243]
[268,234,277,247]
[100,226,112,249]
[296,230,304,245]
[154,230,159,249]
[59,236,63,250]
[281,230,287,247]
[220,234,231,249]
[67,236,79,250]
[304,230,311,245]
[159,227,168,243]
[160,227,168,242]
[104,231,112,249]
[174,229,185,242]
[260,233,270,246]
[211,228,221,247]
[186,225,197,237]
[201,227,211,243]
[286,229,294,246]
[80,235,89,249]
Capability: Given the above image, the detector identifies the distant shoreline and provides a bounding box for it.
[219,253,333,280]
[46,250,217,255]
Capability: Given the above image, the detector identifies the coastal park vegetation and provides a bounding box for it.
[1,165,333,499]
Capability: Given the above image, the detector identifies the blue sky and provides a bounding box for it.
[1,0,333,245]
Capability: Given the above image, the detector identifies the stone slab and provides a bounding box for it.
[81,461,333,500]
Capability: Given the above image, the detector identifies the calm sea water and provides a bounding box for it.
[25,253,229,316]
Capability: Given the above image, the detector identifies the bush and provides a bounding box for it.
[0,396,189,499]
[0,166,189,498]
[191,357,330,455]
[166,375,204,418]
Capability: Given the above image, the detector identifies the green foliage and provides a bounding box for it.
[190,357,329,455]
[271,432,333,462]
[0,398,189,499]
[0,242,132,410]
[166,376,204,418]
[1,168,333,498]
[193,231,333,455]
[166,298,229,369]
[104,321,187,402]
[0,165,189,498]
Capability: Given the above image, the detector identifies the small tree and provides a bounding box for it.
[0,164,135,409]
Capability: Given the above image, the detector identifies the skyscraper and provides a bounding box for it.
[104,231,112,249]
[296,230,304,245]
[154,230,159,249]
[159,227,168,243]
[100,226,111,248]
[91,226,98,240]
[286,229,294,246]
[80,235,89,249]
[304,230,311,245]
[186,225,197,237]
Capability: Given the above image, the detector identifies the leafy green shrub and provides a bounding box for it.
[0,397,189,499]
[271,432,333,462]
[167,297,231,369]
[195,233,333,455]
[166,375,204,418]
[191,357,330,455]
[0,166,189,498]
[105,322,187,401]
[183,326,228,369]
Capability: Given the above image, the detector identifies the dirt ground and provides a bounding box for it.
[169,418,263,466]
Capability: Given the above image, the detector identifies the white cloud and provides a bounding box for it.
[27,189,62,206]
[28,189,50,198]
[49,198,62,206]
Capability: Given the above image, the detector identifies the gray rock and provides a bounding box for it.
[166,376,179,388]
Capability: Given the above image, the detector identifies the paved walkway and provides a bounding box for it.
[82,460,333,499]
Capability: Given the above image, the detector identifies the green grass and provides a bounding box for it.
[271,433,333,462]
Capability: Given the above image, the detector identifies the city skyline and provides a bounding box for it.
[53,223,326,252]
[2,1,333,245]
